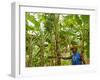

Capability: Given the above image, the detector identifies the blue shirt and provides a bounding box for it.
[72,52,82,65]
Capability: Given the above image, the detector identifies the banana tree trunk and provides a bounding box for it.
[54,15,61,65]
[39,31,45,66]
[28,35,33,67]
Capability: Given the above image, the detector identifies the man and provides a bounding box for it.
[48,46,85,65]
[62,46,85,65]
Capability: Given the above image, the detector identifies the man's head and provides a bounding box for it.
[71,46,77,54]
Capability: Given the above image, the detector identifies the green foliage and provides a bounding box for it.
[25,12,90,67]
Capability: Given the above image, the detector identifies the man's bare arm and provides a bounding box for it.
[61,56,72,60]
[48,56,72,60]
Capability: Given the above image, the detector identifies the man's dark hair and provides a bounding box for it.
[71,46,77,51]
